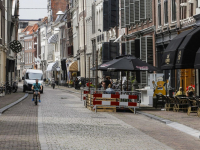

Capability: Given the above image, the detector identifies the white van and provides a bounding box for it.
[22,69,43,93]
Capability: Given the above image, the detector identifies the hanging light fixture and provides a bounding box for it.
[54,28,60,31]
[56,10,64,15]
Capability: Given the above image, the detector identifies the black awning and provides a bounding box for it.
[161,28,195,70]
[194,48,200,69]
[175,27,200,69]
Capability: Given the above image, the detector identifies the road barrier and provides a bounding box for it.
[81,88,141,113]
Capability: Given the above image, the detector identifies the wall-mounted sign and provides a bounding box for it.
[9,40,22,53]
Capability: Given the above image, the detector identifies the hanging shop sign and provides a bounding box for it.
[9,40,22,53]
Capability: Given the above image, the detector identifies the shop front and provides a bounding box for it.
[162,27,200,96]
[67,61,78,87]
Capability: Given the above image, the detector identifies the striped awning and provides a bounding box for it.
[69,61,78,72]
[48,34,58,44]
[46,61,59,71]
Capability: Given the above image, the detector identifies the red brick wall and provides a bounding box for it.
[51,0,67,22]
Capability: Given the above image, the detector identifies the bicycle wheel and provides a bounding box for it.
[35,96,38,105]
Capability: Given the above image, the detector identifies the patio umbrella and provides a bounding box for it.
[90,55,157,91]
[98,55,157,72]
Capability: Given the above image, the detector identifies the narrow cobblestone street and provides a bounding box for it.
[0,86,200,150]
[38,87,173,150]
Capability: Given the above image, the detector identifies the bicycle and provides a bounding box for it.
[32,89,41,105]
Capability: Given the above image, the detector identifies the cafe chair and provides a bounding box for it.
[195,98,200,117]
[175,96,189,112]
[187,97,198,116]
[162,95,175,111]
[155,94,166,109]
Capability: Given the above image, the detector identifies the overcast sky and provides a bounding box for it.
[19,0,47,20]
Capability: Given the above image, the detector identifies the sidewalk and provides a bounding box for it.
[140,109,200,132]
[0,87,25,109]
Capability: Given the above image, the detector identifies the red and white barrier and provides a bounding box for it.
[93,94,137,100]
[92,93,138,113]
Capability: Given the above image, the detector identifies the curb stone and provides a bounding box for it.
[137,111,200,139]
[0,93,29,114]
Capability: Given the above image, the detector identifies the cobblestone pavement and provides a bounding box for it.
[0,94,40,150]
[59,86,200,133]
[141,110,200,131]
[39,87,173,150]
[111,112,200,150]
[0,87,24,109]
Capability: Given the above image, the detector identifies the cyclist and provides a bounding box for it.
[32,79,42,102]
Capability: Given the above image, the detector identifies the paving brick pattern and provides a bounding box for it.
[0,94,40,150]
[0,88,24,109]
[39,87,173,150]
[142,110,200,131]
[112,112,200,150]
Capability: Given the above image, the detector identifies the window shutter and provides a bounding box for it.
[103,1,109,31]
[140,0,146,20]
[92,4,95,33]
[110,42,119,60]
[102,42,110,77]
[116,0,119,26]
[140,72,147,85]
[147,37,153,65]
[140,37,147,62]
[125,41,130,54]
[122,43,125,55]
[110,0,119,28]
[135,0,140,22]
[110,42,119,79]
[130,0,135,25]
[146,0,152,20]
[140,37,147,86]
[125,0,130,27]
[121,0,125,28]
[130,40,135,56]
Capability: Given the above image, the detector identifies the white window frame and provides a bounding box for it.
[164,0,168,25]
[158,0,162,27]
[171,0,177,23]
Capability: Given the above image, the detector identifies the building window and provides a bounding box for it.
[25,53,27,63]
[180,0,187,20]
[171,0,176,21]
[29,53,30,63]
[190,3,193,17]
[164,0,168,24]
[158,0,161,26]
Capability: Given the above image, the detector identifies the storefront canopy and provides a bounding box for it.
[48,34,58,44]
[69,61,78,72]
[46,61,59,71]
[161,28,195,70]
[175,27,200,69]
[194,47,200,69]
